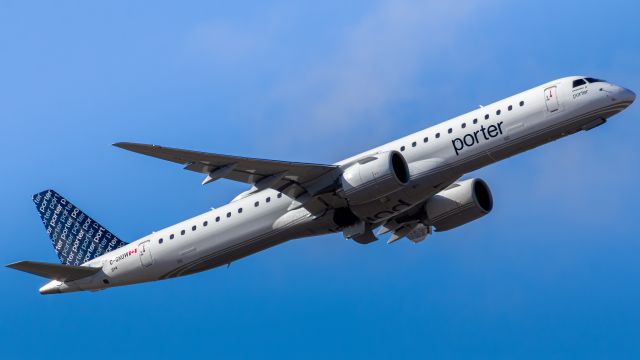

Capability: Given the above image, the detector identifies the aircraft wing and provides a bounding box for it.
[114,142,338,195]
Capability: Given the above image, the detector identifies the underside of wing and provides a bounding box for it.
[114,142,339,198]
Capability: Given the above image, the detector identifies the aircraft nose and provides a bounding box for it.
[610,85,635,104]
[625,88,636,103]
[614,86,636,104]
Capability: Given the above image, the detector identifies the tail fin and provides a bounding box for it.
[32,190,128,266]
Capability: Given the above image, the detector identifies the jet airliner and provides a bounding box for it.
[8,76,635,294]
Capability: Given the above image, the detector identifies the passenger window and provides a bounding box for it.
[508,105,513,111]
[461,123,466,129]
[226,212,231,218]
[573,79,587,87]
[192,225,196,231]
[181,230,185,235]
[277,193,282,198]
[203,221,208,227]
[412,141,416,147]
[266,197,271,203]
[484,114,489,120]
[254,201,259,207]
[159,238,163,244]
[448,128,452,134]
[435,133,440,138]
[423,137,428,143]
[473,119,478,124]
[170,234,174,240]
[400,146,405,151]
[216,216,220,222]
[238,208,243,214]
[496,109,501,115]
[519,101,525,106]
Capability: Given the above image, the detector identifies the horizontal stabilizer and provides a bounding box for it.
[7,261,101,282]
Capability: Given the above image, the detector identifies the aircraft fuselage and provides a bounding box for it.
[39,76,635,294]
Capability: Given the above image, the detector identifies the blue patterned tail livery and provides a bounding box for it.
[33,190,128,266]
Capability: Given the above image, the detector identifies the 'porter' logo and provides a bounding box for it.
[452,122,504,156]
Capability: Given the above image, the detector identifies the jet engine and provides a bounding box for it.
[339,151,410,205]
[424,178,493,231]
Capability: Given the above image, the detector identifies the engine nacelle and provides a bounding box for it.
[425,178,493,231]
[340,151,410,205]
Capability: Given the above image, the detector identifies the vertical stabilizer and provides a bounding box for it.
[32,190,127,266]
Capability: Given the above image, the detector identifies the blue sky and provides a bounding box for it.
[1,1,639,358]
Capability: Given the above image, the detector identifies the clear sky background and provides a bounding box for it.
[1,1,639,358]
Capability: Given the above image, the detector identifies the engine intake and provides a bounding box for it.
[340,151,409,205]
[425,178,493,231]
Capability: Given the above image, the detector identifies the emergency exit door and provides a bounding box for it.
[138,240,153,267]
[544,86,559,112]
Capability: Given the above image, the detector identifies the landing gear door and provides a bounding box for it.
[138,240,153,268]
[544,86,560,113]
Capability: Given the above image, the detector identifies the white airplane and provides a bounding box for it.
[8,76,635,294]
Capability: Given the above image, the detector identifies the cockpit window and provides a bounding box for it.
[573,79,587,88]
[585,77,605,84]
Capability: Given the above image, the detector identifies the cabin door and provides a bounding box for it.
[138,240,153,267]
[544,86,559,113]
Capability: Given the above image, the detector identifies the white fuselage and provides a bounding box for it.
[41,76,635,294]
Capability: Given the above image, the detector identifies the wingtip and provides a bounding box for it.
[113,142,146,152]
[113,142,160,151]
[112,142,131,149]
[6,261,27,270]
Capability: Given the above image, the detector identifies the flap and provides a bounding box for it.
[7,261,101,282]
